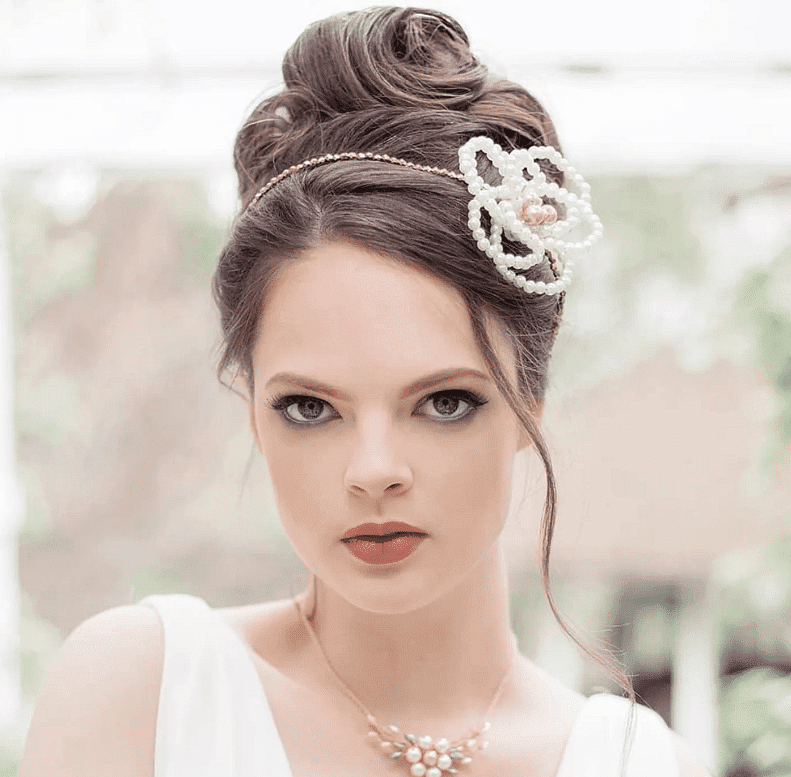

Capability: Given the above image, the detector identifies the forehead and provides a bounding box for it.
[253,241,513,388]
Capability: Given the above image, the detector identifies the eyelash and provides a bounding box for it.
[266,389,489,427]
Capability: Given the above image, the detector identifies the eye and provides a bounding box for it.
[267,394,337,426]
[418,390,488,422]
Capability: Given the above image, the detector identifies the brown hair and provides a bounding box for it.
[213,6,633,701]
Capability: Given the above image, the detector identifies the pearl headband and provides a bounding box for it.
[245,136,602,296]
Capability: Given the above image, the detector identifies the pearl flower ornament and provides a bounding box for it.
[368,720,492,775]
[245,136,602,298]
[458,136,603,296]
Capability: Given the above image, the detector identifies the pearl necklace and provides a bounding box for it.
[294,597,516,776]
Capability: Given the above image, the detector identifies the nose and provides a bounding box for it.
[343,415,413,501]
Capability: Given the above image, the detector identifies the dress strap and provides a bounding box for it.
[141,593,293,777]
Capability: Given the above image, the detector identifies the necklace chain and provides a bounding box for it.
[293,596,516,774]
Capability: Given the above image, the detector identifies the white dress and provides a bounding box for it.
[141,594,680,777]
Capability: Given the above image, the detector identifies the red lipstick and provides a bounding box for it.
[341,521,425,540]
[341,522,427,565]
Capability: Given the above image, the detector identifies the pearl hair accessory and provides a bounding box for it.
[245,136,603,297]
[246,151,466,211]
[458,136,603,296]
[294,595,517,776]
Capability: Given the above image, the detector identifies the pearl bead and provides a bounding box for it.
[435,738,450,754]
[426,768,442,777]
[542,206,558,225]
[458,134,599,298]
[437,753,453,769]
[418,735,433,749]
[522,204,544,224]
[406,747,423,763]
[423,750,438,766]
[410,764,427,777]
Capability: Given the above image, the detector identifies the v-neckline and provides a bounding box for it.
[206,600,600,777]
[206,602,297,777]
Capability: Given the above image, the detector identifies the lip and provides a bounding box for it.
[340,521,426,540]
[342,534,426,565]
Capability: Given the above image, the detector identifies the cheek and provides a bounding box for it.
[437,435,513,507]
[426,426,515,527]
[258,424,339,531]
[257,411,518,539]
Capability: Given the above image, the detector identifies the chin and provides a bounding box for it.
[328,550,475,616]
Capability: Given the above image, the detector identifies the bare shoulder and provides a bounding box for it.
[18,603,163,777]
[672,732,715,777]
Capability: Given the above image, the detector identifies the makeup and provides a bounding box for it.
[342,533,426,564]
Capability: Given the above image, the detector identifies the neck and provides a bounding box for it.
[297,542,519,735]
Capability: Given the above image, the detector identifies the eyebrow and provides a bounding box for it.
[264,367,492,402]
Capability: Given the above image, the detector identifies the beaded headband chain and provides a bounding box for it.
[245,136,603,296]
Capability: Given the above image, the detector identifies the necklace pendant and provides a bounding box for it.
[373,726,480,776]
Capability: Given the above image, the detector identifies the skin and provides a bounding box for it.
[17,239,714,777]
[247,240,531,724]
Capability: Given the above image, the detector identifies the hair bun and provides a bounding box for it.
[234,7,560,206]
[283,7,488,114]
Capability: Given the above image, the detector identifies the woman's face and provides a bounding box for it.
[248,241,528,614]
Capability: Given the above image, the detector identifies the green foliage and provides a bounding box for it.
[15,373,87,447]
[17,464,54,542]
[18,591,63,698]
[0,744,20,777]
[169,180,228,284]
[715,534,791,775]
[3,177,97,326]
[735,242,791,469]
[551,174,708,398]
[125,563,186,602]
[591,176,705,283]
[715,534,791,640]
[720,667,791,775]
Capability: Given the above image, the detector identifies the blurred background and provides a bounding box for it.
[1,0,791,774]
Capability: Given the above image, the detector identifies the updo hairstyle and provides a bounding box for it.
[213,6,631,697]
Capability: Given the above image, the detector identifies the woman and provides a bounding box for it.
[20,7,712,776]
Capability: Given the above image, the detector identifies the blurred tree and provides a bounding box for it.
[714,178,791,776]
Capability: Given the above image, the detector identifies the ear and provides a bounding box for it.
[248,398,262,454]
